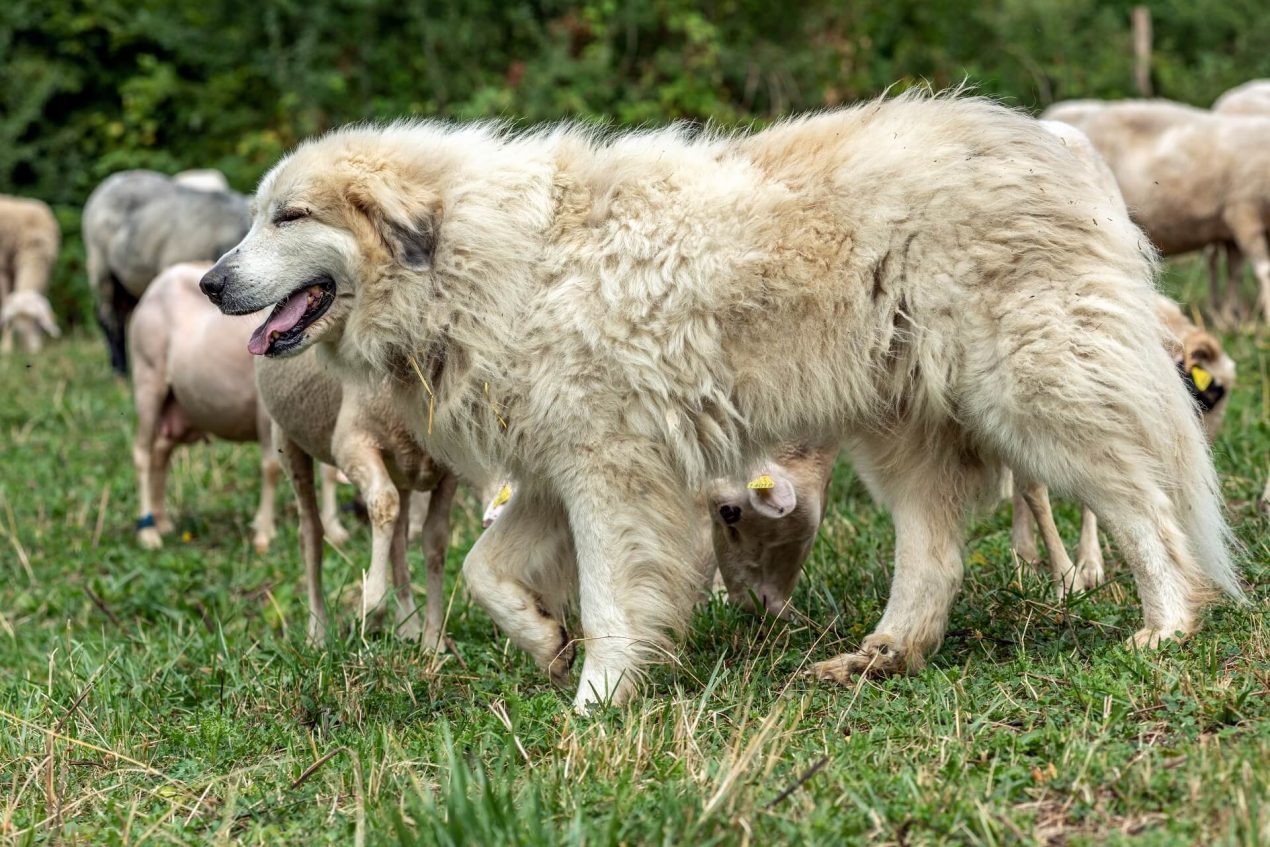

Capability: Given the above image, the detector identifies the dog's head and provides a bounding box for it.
[199,130,442,359]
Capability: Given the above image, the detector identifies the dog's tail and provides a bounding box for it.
[1167,403,1244,603]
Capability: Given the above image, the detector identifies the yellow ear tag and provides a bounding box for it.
[491,483,512,508]
[747,474,775,490]
[1191,366,1213,392]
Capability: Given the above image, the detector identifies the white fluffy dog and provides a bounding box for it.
[200,92,1242,709]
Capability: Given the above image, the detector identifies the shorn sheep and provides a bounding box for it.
[256,348,457,647]
[1043,99,1270,325]
[129,262,347,552]
[0,194,60,355]
[201,92,1242,710]
[707,444,839,617]
[1213,80,1270,117]
[83,170,250,373]
[485,443,839,621]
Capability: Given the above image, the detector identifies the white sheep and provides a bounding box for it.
[1043,98,1270,325]
[1213,80,1270,116]
[0,195,60,355]
[128,262,346,551]
[256,349,457,648]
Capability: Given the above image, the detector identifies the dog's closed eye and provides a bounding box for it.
[272,207,309,226]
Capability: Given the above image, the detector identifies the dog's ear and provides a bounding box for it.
[344,172,440,271]
[383,214,438,271]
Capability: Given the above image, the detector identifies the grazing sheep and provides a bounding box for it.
[1011,294,1235,594]
[1043,99,1270,325]
[1213,80,1270,116]
[256,348,456,647]
[202,94,1239,709]
[707,444,838,617]
[129,262,346,552]
[485,444,838,621]
[83,170,250,374]
[0,195,60,355]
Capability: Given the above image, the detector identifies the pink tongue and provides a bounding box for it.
[248,290,310,355]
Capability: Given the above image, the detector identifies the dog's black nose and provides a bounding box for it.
[719,504,742,525]
[199,267,226,304]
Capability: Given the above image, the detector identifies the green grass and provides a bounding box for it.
[1,262,1267,846]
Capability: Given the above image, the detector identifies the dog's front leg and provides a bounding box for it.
[813,435,975,681]
[562,452,702,711]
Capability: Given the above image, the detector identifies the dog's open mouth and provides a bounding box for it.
[248,278,335,356]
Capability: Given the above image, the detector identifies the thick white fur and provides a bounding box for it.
[204,92,1242,708]
[1213,80,1270,117]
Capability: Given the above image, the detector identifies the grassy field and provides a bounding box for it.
[1,263,1267,846]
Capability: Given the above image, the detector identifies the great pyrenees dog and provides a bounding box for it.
[201,92,1242,710]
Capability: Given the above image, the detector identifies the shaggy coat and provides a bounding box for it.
[0,194,60,354]
[83,170,250,373]
[1043,99,1270,325]
[202,93,1241,709]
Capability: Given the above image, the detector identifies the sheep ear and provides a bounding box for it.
[748,471,797,518]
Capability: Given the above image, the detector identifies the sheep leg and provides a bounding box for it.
[337,444,397,633]
[131,374,165,550]
[387,489,420,640]
[149,434,176,535]
[1010,476,1039,564]
[414,473,458,651]
[250,405,279,554]
[318,464,351,545]
[1074,505,1106,589]
[0,266,12,354]
[280,433,327,643]
[1224,202,1270,325]
[1018,479,1081,599]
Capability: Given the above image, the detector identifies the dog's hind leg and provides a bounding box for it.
[812,423,986,683]
[462,488,576,686]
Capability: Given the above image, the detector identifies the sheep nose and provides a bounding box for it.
[719,504,742,525]
[199,267,227,303]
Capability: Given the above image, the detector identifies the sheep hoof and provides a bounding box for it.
[547,628,576,688]
[138,527,164,550]
[252,532,273,555]
[323,521,351,546]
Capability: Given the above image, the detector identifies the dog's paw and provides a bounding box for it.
[1126,624,1191,650]
[809,634,912,683]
